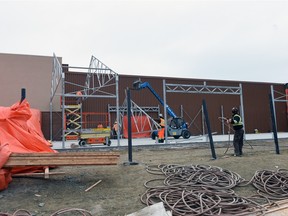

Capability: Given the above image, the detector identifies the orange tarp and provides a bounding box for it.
[122,115,151,138]
[0,99,57,190]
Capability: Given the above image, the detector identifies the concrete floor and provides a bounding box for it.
[52,132,288,150]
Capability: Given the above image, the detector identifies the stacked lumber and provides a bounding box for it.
[3,152,120,167]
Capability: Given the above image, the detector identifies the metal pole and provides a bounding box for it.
[116,74,120,146]
[20,88,26,103]
[50,101,53,141]
[61,72,65,149]
[202,99,217,159]
[127,88,132,161]
[270,85,278,132]
[163,79,168,144]
[239,84,245,133]
[238,83,247,141]
[221,105,224,135]
[269,93,280,154]
[202,105,205,135]
[124,88,138,166]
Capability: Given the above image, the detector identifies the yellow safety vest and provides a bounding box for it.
[232,114,243,127]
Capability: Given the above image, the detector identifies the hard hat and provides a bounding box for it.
[159,113,163,117]
[232,107,239,114]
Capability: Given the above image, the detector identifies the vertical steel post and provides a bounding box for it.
[127,88,133,162]
[270,85,278,132]
[116,74,120,146]
[202,100,217,159]
[50,101,53,141]
[239,84,245,139]
[163,79,168,144]
[221,105,224,135]
[269,93,280,154]
[124,88,138,166]
[202,105,205,135]
[61,72,65,149]
[20,88,26,103]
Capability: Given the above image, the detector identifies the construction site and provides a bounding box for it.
[1,53,288,215]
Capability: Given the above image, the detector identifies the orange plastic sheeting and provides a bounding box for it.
[122,116,151,138]
[158,128,165,139]
[0,99,57,191]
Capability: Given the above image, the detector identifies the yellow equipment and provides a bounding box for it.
[78,128,111,146]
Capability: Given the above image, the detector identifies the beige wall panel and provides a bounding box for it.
[0,53,62,111]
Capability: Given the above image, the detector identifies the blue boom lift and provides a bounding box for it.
[133,80,191,140]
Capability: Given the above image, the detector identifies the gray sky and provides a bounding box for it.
[1,0,288,83]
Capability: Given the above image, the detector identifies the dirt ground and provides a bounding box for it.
[1,138,288,216]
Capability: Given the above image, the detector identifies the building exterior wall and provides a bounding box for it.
[0,53,61,111]
[118,76,288,136]
[0,53,286,140]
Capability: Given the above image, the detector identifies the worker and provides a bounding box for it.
[158,113,165,143]
[227,107,244,157]
[112,121,119,139]
[97,122,104,128]
[76,91,83,104]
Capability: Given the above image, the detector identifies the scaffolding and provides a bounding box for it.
[64,104,82,140]
[50,54,119,148]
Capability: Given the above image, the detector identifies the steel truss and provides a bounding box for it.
[165,82,241,95]
[108,104,160,113]
[108,101,161,137]
[162,80,244,142]
[50,53,119,148]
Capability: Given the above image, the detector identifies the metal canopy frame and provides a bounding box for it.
[162,80,244,143]
[50,53,119,148]
[270,85,288,131]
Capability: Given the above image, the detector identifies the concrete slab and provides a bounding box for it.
[51,132,288,150]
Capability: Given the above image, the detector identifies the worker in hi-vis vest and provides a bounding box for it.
[227,107,244,157]
[158,113,165,143]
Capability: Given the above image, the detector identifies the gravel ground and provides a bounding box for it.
[1,138,288,215]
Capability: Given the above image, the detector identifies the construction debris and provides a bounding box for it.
[126,202,172,216]
[85,180,102,192]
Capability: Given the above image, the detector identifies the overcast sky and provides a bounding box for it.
[1,0,287,83]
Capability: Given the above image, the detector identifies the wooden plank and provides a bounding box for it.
[3,152,120,167]
[7,152,120,157]
[12,171,66,177]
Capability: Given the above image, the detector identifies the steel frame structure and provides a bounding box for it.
[108,101,161,138]
[270,85,288,132]
[162,80,244,143]
[50,53,119,148]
